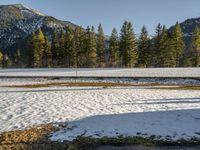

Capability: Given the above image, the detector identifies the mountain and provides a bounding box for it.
[169,17,200,48]
[0,4,78,52]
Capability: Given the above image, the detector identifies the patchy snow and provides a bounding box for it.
[0,68,200,78]
[0,78,200,141]
[0,77,199,86]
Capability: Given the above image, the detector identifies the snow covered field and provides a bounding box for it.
[0,68,200,77]
[0,77,200,141]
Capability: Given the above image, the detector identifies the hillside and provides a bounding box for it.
[0,4,78,52]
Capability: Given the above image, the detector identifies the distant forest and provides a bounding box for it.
[0,21,200,68]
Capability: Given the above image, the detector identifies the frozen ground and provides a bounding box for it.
[0,78,200,141]
[0,77,199,86]
[0,68,200,77]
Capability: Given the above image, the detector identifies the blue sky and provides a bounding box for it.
[1,0,200,35]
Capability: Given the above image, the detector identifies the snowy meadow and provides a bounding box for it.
[0,68,200,144]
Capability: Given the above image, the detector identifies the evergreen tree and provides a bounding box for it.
[28,29,46,68]
[42,37,52,67]
[108,28,119,67]
[2,54,12,68]
[64,26,75,67]
[119,21,137,67]
[35,29,45,67]
[97,24,105,67]
[191,26,200,67]
[137,26,150,67]
[28,32,37,67]
[151,23,163,67]
[0,51,3,67]
[51,32,60,67]
[70,35,77,68]
[84,26,97,67]
[160,26,176,67]
[74,27,85,67]
[59,31,65,66]
[171,22,185,66]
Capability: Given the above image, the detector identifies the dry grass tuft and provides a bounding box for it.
[0,124,62,150]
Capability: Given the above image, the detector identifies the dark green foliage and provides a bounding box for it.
[119,21,137,67]
[1,21,198,68]
[137,26,150,67]
[159,26,176,67]
[42,37,52,68]
[108,28,119,67]
[171,22,185,66]
[64,26,75,67]
[97,24,106,67]
[51,32,60,67]
[151,23,163,67]
[83,26,97,68]
[191,26,200,67]
[74,27,85,68]
[28,29,45,68]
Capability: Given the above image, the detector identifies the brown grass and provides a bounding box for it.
[3,81,198,88]
[3,82,157,88]
[3,82,200,90]
[0,124,63,150]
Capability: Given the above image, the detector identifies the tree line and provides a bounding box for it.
[0,21,200,68]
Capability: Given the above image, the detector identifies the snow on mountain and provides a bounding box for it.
[0,4,77,51]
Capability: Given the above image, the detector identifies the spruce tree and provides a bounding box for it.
[74,27,85,67]
[35,29,45,67]
[84,26,97,67]
[59,31,65,66]
[42,37,52,67]
[119,21,137,67]
[151,23,163,67]
[64,26,75,67]
[191,26,200,67]
[171,22,185,66]
[108,28,119,67]
[28,32,37,67]
[51,32,60,67]
[97,24,105,67]
[137,26,150,67]
[160,26,176,67]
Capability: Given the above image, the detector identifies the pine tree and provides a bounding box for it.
[35,29,45,67]
[171,22,185,66]
[2,54,12,68]
[137,26,150,67]
[119,21,137,67]
[64,26,75,67]
[74,27,85,67]
[42,37,52,67]
[97,24,105,67]
[84,26,97,67]
[70,35,77,68]
[160,26,176,67]
[0,51,3,67]
[108,28,119,67]
[151,23,163,67]
[28,32,37,67]
[59,31,65,66]
[191,26,200,67]
[51,32,60,67]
